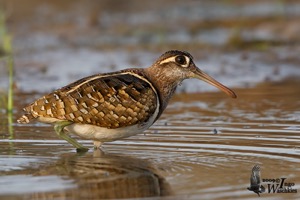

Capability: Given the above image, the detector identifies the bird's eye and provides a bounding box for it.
[175,55,187,66]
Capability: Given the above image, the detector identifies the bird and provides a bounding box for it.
[17,50,237,152]
[247,165,265,196]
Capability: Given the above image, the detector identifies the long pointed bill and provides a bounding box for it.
[192,68,237,98]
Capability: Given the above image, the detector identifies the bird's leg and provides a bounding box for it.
[54,121,89,152]
[93,140,103,149]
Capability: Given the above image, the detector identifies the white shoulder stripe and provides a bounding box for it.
[64,71,160,126]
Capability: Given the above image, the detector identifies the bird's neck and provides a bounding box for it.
[143,66,179,117]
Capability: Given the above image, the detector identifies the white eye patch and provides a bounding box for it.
[159,55,190,68]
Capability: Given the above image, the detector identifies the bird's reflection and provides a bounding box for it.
[30,149,172,199]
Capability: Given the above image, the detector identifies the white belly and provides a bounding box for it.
[64,123,148,142]
[35,74,160,143]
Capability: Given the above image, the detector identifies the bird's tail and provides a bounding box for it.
[17,113,35,124]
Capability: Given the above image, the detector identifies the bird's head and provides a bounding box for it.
[148,50,237,98]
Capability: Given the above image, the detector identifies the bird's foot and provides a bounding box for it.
[54,121,89,151]
[93,140,103,150]
[76,147,89,153]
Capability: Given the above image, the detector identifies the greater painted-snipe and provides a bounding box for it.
[18,50,237,152]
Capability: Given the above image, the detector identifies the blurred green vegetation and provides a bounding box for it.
[0,9,14,137]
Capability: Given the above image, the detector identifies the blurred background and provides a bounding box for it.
[1,1,300,199]
[1,0,300,93]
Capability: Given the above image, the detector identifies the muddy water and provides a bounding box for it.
[0,0,299,199]
[0,79,299,199]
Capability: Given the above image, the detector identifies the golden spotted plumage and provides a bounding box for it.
[20,70,157,129]
[17,50,236,151]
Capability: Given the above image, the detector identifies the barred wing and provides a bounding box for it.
[20,71,158,129]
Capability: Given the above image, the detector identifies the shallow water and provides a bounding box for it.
[1,1,300,199]
[0,79,299,199]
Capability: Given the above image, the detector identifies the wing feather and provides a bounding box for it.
[20,71,158,129]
